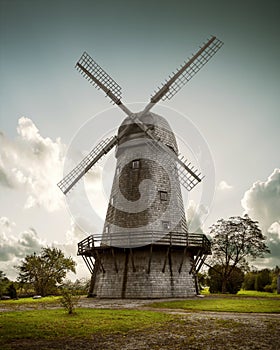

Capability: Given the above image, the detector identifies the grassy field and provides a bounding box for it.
[148,296,280,313]
[201,288,280,298]
[0,309,172,345]
[0,296,60,307]
[0,293,279,349]
[237,290,280,298]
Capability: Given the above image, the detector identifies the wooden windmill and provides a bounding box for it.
[58,36,223,298]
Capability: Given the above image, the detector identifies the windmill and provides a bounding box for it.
[58,36,223,298]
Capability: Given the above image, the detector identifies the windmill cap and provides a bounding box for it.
[117,112,178,154]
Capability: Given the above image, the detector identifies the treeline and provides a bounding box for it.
[0,271,18,299]
[242,267,279,293]
[199,266,279,294]
[0,272,90,299]
[0,247,90,299]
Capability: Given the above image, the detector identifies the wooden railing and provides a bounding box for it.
[78,231,211,255]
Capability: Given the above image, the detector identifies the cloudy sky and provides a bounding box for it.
[0,0,279,279]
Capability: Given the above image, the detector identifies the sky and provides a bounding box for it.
[0,0,279,280]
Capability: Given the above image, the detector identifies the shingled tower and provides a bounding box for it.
[58,36,223,298]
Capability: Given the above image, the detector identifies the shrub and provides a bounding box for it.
[60,288,80,314]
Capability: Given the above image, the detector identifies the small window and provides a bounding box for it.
[105,225,109,233]
[110,196,114,205]
[159,191,168,201]
[162,221,171,230]
[132,159,140,169]
[116,166,120,175]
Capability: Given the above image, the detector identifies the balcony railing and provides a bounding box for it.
[78,231,211,255]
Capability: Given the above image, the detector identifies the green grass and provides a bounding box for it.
[1,292,279,347]
[149,296,280,313]
[201,288,280,298]
[0,296,61,311]
[0,308,172,344]
[237,290,280,298]
[0,296,61,305]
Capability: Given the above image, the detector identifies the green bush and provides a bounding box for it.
[59,288,80,314]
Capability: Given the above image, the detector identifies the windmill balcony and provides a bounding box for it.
[77,232,211,256]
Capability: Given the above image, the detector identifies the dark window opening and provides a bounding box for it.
[132,159,140,169]
[162,221,171,230]
[159,191,168,201]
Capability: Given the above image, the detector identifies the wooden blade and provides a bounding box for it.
[76,52,133,116]
[144,36,223,113]
[58,135,117,195]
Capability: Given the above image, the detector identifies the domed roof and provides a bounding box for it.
[117,112,178,154]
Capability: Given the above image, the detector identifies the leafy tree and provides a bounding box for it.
[7,283,17,299]
[242,270,257,290]
[208,265,244,294]
[207,215,270,293]
[16,247,76,296]
[254,269,271,292]
[0,271,10,297]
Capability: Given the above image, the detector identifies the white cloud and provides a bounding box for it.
[0,117,66,211]
[0,216,89,280]
[59,220,89,279]
[217,180,233,191]
[0,118,102,280]
[268,221,280,240]
[241,168,280,267]
[84,165,109,220]
[241,168,280,231]
[0,217,16,231]
[0,217,45,262]
[186,200,208,234]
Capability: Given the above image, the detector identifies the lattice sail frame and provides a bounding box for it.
[76,52,122,103]
[58,135,117,194]
[150,36,223,103]
[58,35,223,194]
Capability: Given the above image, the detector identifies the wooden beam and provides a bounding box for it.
[111,248,118,273]
[130,248,136,272]
[168,248,173,276]
[88,260,99,297]
[178,247,187,273]
[94,250,105,273]
[147,245,153,274]
[162,247,170,273]
[121,250,129,298]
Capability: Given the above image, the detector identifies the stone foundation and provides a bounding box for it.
[92,246,197,298]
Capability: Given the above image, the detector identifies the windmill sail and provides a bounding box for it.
[60,36,223,195]
[76,53,132,116]
[144,36,223,112]
[58,135,117,194]
[76,52,122,102]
